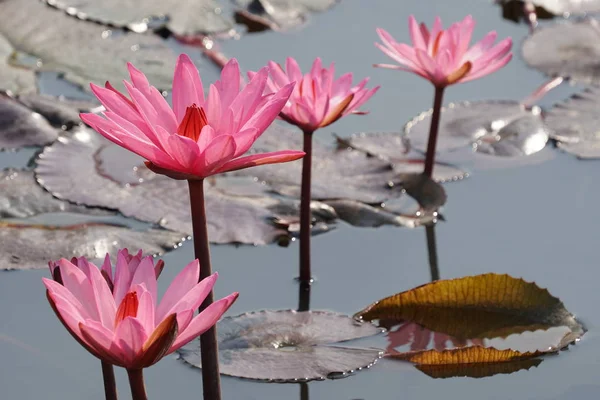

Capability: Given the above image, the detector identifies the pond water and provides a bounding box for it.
[2,0,600,399]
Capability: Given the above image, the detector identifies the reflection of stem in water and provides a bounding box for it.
[300,382,309,400]
[425,225,440,282]
[298,280,311,312]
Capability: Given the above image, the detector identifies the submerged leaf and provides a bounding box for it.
[396,346,545,379]
[355,273,584,341]
[404,101,550,167]
[235,124,403,204]
[337,133,468,183]
[522,18,600,84]
[16,94,98,130]
[234,0,338,31]
[35,128,318,245]
[0,169,110,218]
[0,33,36,94]
[545,86,600,158]
[178,310,383,382]
[0,0,201,91]
[43,0,233,35]
[0,221,185,270]
[0,93,58,150]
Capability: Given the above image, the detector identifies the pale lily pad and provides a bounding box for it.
[16,94,98,130]
[44,0,233,35]
[234,0,338,31]
[500,0,600,15]
[178,310,383,382]
[545,86,600,158]
[404,101,550,169]
[0,93,58,150]
[323,200,437,228]
[0,169,111,218]
[236,124,403,204]
[35,128,318,245]
[522,18,600,85]
[337,133,468,183]
[0,221,185,270]
[0,0,191,91]
[0,33,36,94]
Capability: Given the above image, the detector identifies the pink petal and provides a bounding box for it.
[409,15,427,50]
[86,262,117,330]
[228,67,269,131]
[172,54,205,123]
[202,134,236,174]
[115,317,148,367]
[167,292,239,354]
[79,320,124,366]
[130,256,158,303]
[216,150,305,174]
[136,290,156,336]
[214,58,241,111]
[285,57,303,83]
[232,127,259,158]
[159,273,218,324]
[205,85,222,133]
[241,82,294,134]
[156,260,200,321]
[57,259,100,321]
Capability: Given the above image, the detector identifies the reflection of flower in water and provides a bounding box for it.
[382,320,484,355]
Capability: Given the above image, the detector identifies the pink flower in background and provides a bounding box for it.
[251,57,379,133]
[43,252,238,369]
[375,15,512,88]
[80,54,304,181]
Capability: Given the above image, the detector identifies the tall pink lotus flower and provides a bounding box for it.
[80,54,304,181]
[253,57,379,133]
[375,15,512,88]
[79,54,304,400]
[43,251,237,399]
[374,16,512,178]
[251,57,379,284]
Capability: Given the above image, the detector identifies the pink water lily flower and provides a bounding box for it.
[43,252,238,369]
[375,15,512,88]
[80,54,305,180]
[250,57,379,133]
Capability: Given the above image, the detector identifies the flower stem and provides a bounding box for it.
[297,280,311,312]
[188,179,222,400]
[101,362,118,400]
[423,87,445,178]
[300,382,309,400]
[126,369,147,400]
[425,224,440,282]
[299,130,314,284]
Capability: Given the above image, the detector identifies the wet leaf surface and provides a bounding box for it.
[323,200,437,228]
[35,128,320,245]
[404,101,550,165]
[0,221,184,270]
[0,93,58,150]
[355,273,585,342]
[236,124,403,204]
[416,356,542,379]
[0,169,111,218]
[233,0,338,31]
[0,33,36,94]
[545,86,600,158]
[43,0,233,36]
[337,133,468,183]
[522,18,600,85]
[0,0,193,91]
[16,94,98,130]
[178,310,383,382]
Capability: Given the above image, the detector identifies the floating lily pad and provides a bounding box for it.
[498,0,555,24]
[337,133,467,183]
[0,93,58,150]
[234,0,338,31]
[522,18,600,85]
[178,310,383,382]
[0,169,111,218]
[0,221,184,270]
[323,200,437,228]
[43,0,233,36]
[35,128,320,245]
[500,0,600,15]
[545,86,600,158]
[0,0,193,91]
[0,34,36,94]
[16,94,98,130]
[355,274,585,342]
[236,124,403,204]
